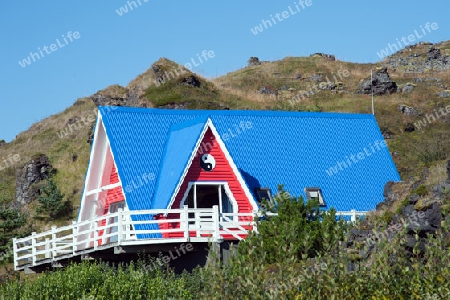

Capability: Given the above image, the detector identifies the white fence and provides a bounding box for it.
[13,207,367,271]
[335,210,368,222]
[13,206,256,270]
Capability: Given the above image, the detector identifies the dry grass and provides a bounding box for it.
[1,46,450,237]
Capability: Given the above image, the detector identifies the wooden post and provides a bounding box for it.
[72,221,77,255]
[45,238,50,259]
[31,232,36,266]
[117,208,123,245]
[94,221,98,250]
[51,226,57,259]
[212,205,220,242]
[12,238,18,271]
[351,210,356,222]
[183,205,189,241]
[252,209,258,234]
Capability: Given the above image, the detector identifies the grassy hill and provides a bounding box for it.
[1,41,450,251]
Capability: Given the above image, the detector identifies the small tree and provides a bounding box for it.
[239,185,349,264]
[0,207,29,263]
[36,177,72,219]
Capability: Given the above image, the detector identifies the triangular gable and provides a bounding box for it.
[78,112,127,222]
[152,117,209,209]
[164,119,258,212]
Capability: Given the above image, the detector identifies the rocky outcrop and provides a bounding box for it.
[259,86,277,95]
[248,57,261,67]
[15,154,51,207]
[427,47,441,60]
[91,84,139,107]
[383,43,450,73]
[359,67,397,95]
[182,75,201,88]
[398,104,419,116]
[310,53,336,61]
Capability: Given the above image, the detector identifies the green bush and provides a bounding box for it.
[4,187,450,299]
[36,177,72,220]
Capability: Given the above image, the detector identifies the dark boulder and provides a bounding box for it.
[91,85,130,107]
[248,57,261,67]
[359,67,397,95]
[376,181,401,210]
[404,123,415,133]
[427,47,441,60]
[310,53,336,61]
[181,75,201,88]
[15,154,52,207]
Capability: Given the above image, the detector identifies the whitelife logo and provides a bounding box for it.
[250,0,313,35]
[376,22,439,59]
[18,31,81,68]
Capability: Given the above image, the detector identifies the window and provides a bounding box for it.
[183,182,236,214]
[305,188,325,206]
[254,188,272,202]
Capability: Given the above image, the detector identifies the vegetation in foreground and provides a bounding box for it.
[1,188,449,299]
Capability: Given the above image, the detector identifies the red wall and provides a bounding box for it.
[160,128,253,239]
[98,160,125,244]
[172,128,252,212]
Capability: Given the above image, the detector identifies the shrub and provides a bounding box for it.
[36,177,72,220]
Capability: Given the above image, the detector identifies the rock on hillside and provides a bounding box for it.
[359,67,397,95]
[91,58,202,108]
[91,84,142,108]
[15,154,51,207]
[383,41,450,73]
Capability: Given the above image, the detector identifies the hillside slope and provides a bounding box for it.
[1,41,450,238]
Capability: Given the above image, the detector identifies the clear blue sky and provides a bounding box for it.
[0,0,448,142]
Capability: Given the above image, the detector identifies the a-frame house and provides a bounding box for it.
[14,107,400,272]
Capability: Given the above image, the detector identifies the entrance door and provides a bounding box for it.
[184,183,235,229]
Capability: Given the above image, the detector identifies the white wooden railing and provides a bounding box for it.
[13,207,368,270]
[13,206,256,270]
[335,210,368,222]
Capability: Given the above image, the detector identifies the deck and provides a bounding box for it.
[13,206,256,272]
[13,207,367,272]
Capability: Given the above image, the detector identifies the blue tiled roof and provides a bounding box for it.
[98,107,400,214]
[152,117,208,209]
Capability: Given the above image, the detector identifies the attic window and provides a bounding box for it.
[305,188,325,206]
[254,188,272,202]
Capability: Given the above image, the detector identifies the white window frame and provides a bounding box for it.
[181,181,238,214]
[305,187,325,206]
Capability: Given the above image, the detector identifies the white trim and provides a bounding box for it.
[166,118,258,212]
[208,120,259,211]
[78,110,128,223]
[78,111,103,222]
[180,181,239,215]
[85,182,122,196]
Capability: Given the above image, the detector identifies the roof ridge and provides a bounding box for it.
[98,106,375,120]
